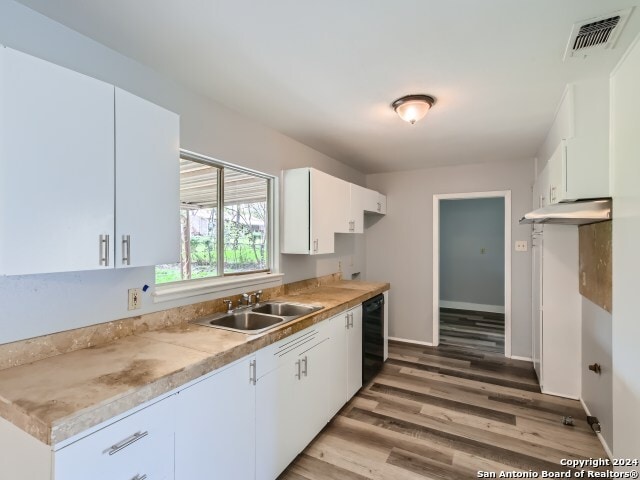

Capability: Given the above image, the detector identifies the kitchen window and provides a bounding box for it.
[155,150,275,287]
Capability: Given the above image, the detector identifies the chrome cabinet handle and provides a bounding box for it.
[377,202,381,212]
[313,239,318,253]
[99,234,110,266]
[122,235,131,265]
[295,359,302,379]
[107,431,148,456]
[345,314,350,329]
[131,475,147,480]
[249,359,256,385]
[301,356,308,377]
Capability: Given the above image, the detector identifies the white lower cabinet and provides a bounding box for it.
[255,323,330,480]
[54,395,176,480]
[174,356,256,480]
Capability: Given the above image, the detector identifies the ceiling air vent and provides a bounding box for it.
[564,8,633,60]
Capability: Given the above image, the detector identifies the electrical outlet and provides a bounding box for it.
[128,288,142,310]
[515,240,528,252]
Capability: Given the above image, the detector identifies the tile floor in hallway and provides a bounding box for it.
[279,340,609,480]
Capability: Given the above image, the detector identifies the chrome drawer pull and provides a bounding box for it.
[131,475,147,480]
[107,431,149,455]
[122,234,131,265]
[99,234,110,266]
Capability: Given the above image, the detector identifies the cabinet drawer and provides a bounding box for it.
[54,396,175,480]
[256,321,328,378]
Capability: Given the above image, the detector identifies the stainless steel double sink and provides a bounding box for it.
[192,302,324,334]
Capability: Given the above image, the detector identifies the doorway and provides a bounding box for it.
[433,191,511,356]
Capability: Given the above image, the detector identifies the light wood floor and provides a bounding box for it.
[279,340,608,480]
[440,308,505,354]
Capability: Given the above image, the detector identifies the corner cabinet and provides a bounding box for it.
[282,168,349,254]
[282,167,386,255]
[0,46,179,275]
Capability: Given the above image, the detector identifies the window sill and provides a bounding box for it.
[152,272,285,304]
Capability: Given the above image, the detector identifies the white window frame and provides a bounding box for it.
[153,149,280,303]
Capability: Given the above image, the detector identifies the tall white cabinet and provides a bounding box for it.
[532,225,581,398]
[0,46,179,275]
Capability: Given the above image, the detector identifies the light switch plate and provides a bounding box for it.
[515,240,528,252]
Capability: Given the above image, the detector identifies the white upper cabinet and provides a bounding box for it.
[348,184,366,233]
[115,88,180,268]
[282,167,386,255]
[0,46,115,275]
[0,47,180,275]
[362,188,386,214]
[282,167,349,254]
[543,78,610,204]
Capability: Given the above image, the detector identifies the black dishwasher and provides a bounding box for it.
[362,294,385,385]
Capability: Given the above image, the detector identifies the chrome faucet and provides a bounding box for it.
[254,290,263,304]
[242,293,255,306]
[222,299,233,313]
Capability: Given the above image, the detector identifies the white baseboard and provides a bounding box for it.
[580,398,614,460]
[510,355,533,361]
[440,301,505,314]
[388,337,433,347]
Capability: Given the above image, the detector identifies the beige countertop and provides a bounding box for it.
[0,280,388,446]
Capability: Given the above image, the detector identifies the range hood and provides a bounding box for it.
[519,198,612,225]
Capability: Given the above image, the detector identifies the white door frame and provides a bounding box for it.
[432,190,512,357]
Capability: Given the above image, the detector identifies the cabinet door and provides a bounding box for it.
[310,169,349,254]
[348,184,366,233]
[256,359,300,480]
[347,306,363,398]
[175,356,255,480]
[114,88,180,268]
[547,141,566,204]
[298,338,331,446]
[328,314,349,416]
[0,47,115,275]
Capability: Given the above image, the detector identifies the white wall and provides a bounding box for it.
[365,158,534,357]
[0,1,365,344]
[581,298,613,452]
[610,34,640,466]
[440,198,505,309]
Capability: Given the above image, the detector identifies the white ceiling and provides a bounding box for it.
[17,0,640,173]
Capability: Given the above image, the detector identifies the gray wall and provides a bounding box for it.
[366,158,534,357]
[581,298,613,451]
[0,1,365,344]
[440,198,505,308]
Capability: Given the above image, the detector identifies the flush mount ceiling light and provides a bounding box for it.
[391,94,436,125]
